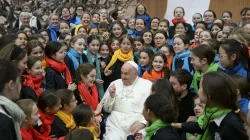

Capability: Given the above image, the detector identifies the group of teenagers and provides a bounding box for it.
[1,1,250,140]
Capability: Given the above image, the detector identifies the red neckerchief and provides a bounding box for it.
[78,82,99,114]
[171,18,186,24]
[38,109,55,137]
[45,56,72,85]
[22,75,43,97]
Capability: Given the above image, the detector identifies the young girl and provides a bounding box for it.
[222,11,232,24]
[154,31,168,52]
[88,27,99,36]
[19,25,32,35]
[215,30,224,43]
[213,19,225,25]
[59,21,70,34]
[104,35,134,81]
[231,75,250,115]
[150,17,160,35]
[134,3,151,29]
[133,36,145,63]
[67,35,88,71]
[90,13,100,28]
[110,38,120,54]
[133,18,146,37]
[138,49,154,77]
[45,41,76,90]
[160,45,174,71]
[219,39,250,80]
[74,63,104,116]
[120,19,128,29]
[202,39,221,67]
[77,26,88,38]
[21,56,44,101]
[51,89,77,138]
[70,5,84,26]
[85,35,105,99]
[15,31,28,49]
[99,40,111,91]
[17,99,53,140]
[141,30,154,51]
[47,14,60,41]
[189,28,204,49]
[192,13,203,31]
[127,18,135,36]
[140,94,180,140]
[36,91,62,137]
[142,53,170,82]
[26,40,45,61]
[203,10,216,30]
[0,43,28,74]
[190,44,219,93]
[237,7,250,27]
[110,21,126,39]
[58,33,72,46]
[39,29,50,45]
[158,19,170,33]
[198,71,247,139]
[98,22,109,41]
[199,30,213,44]
[72,104,100,140]
[172,34,193,73]
[210,23,223,37]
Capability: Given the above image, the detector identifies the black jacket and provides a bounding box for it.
[209,112,248,140]
[151,126,181,140]
[20,86,38,102]
[45,67,67,90]
[0,106,17,140]
[168,23,194,40]
[50,116,69,138]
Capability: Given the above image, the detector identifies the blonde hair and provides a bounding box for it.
[230,27,250,46]
[16,99,36,116]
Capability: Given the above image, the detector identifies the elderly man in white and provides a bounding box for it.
[102,61,152,140]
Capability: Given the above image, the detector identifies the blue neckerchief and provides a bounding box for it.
[192,25,195,31]
[86,50,104,100]
[168,39,174,46]
[238,98,249,115]
[136,15,151,29]
[172,50,191,72]
[127,29,134,36]
[48,24,59,41]
[214,54,225,70]
[138,64,150,77]
[133,30,143,37]
[67,48,83,70]
[74,16,81,25]
[207,23,212,30]
[225,63,248,78]
[89,22,99,28]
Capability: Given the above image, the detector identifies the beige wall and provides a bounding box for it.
[140,0,250,22]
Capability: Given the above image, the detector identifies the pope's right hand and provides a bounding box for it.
[108,84,116,98]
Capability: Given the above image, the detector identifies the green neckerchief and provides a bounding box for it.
[199,107,231,140]
[186,116,202,140]
[146,45,156,54]
[193,62,219,94]
[151,30,158,36]
[145,119,170,140]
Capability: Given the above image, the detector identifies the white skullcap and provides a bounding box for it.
[125,61,138,71]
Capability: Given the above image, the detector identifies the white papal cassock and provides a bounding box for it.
[102,77,152,140]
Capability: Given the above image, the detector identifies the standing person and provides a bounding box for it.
[203,10,216,30]
[135,3,151,29]
[222,11,233,24]
[198,71,247,140]
[169,69,195,123]
[102,61,152,139]
[47,14,60,41]
[0,60,25,140]
[192,13,203,31]
[71,5,85,26]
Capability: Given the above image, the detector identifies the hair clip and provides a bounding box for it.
[234,108,240,113]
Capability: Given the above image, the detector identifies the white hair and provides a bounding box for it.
[19,12,31,18]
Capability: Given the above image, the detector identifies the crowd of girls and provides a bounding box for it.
[1,2,250,140]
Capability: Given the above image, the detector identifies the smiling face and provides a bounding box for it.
[21,16,30,25]
[211,25,221,37]
[82,69,96,87]
[51,46,67,63]
[174,7,184,19]
[190,52,203,71]
[88,39,100,55]
[50,15,59,26]
[242,10,250,22]
[142,32,152,45]
[81,13,91,25]
[137,4,145,15]
[99,44,110,58]
[71,38,85,54]
[140,52,150,67]
[28,60,43,78]
[152,56,165,72]
[199,31,212,44]
[135,19,145,31]
[121,38,132,54]
[173,37,187,54]
[27,104,40,126]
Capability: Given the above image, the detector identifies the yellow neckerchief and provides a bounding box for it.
[105,49,134,71]
[55,110,76,131]
[74,24,90,35]
[42,58,47,69]
[79,126,98,140]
